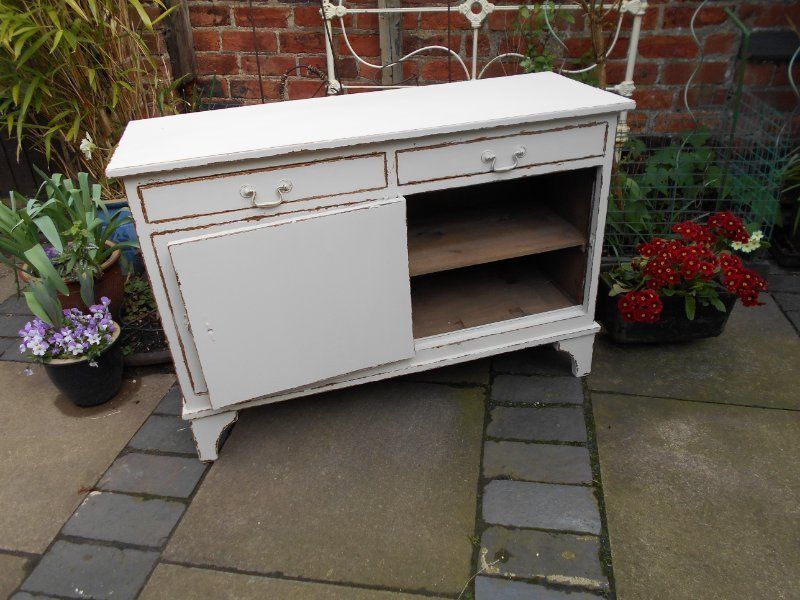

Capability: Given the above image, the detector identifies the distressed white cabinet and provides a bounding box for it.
[108,72,635,461]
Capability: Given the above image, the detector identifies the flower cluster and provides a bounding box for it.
[718,253,767,307]
[19,298,116,364]
[707,211,750,244]
[617,289,663,323]
[730,230,764,254]
[605,212,768,324]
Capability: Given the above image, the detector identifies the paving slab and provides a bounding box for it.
[98,453,206,498]
[773,291,800,311]
[588,296,800,409]
[21,540,158,599]
[483,441,593,484]
[61,491,184,547]
[0,293,32,315]
[487,406,587,442]
[140,563,449,599]
[400,358,490,385]
[0,364,174,553]
[475,576,602,599]
[164,380,485,595]
[0,553,30,599]
[492,345,574,377]
[481,526,606,590]
[153,384,183,416]
[128,414,196,454]
[0,265,21,304]
[483,480,601,534]
[594,393,800,600]
[767,273,800,293]
[491,374,584,405]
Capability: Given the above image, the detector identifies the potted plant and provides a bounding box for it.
[18,297,123,406]
[0,171,136,322]
[598,211,768,344]
[771,151,800,268]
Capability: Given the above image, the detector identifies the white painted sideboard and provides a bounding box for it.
[108,72,635,461]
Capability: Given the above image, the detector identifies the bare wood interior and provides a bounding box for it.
[407,168,596,338]
[407,204,585,276]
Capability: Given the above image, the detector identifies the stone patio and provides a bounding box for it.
[0,262,798,599]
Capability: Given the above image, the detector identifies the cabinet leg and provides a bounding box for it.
[555,334,595,377]
[190,411,238,462]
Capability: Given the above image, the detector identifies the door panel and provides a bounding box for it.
[168,198,414,409]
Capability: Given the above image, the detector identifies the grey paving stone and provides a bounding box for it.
[0,293,32,315]
[476,577,602,600]
[97,453,206,498]
[483,441,593,484]
[0,336,16,354]
[128,415,195,454]
[21,540,158,599]
[11,593,60,600]
[0,553,30,599]
[594,393,800,600]
[588,296,800,409]
[785,310,800,331]
[491,374,584,405]
[0,339,31,362]
[0,314,32,337]
[492,346,573,376]
[141,563,450,599]
[483,480,601,534]
[164,380,485,595]
[153,384,182,416]
[481,526,607,590]
[487,406,587,442]
[62,491,185,547]
[767,273,800,293]
[773,292,800,312]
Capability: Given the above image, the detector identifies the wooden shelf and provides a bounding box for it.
[407,204,586,277]
[411,262,576,339]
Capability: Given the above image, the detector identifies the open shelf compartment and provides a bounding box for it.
[406,168,596,339]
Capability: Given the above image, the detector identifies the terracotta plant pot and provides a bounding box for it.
[596,278,737,344]
[19,241,125,323]
[43,326,124,407]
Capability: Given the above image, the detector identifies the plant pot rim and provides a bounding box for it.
[42,325,121,367]
[18,240,121,284]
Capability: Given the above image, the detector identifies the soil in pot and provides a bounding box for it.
[43,327,124,407]
[596,278,737,344]
[19,241,125,322]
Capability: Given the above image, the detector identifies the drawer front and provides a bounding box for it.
[139,152,387,223]
[395,122,608,186]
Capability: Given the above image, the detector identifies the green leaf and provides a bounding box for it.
[23,244,68,295]
[78,267,94,307]
[24,280,63,326]
[684,295,696,321]
[33,216,63,253]
[709,297,727,313]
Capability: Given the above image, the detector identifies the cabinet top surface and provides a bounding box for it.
[107,72,634,178]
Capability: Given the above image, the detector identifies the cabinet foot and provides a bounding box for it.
[554,334,595,377]
[190,411,238,462]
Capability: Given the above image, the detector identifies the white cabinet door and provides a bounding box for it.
[168,198,414,409]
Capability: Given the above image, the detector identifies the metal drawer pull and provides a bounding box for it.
[239,180,293,209]
[481,146,527,173]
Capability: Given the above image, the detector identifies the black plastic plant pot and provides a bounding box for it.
[43,329,124,407]
[596,278,737,345]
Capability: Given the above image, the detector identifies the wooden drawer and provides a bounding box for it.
[138,152,388,223]
[395,122,608,186]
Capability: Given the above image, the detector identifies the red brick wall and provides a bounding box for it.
[185,0,800,131]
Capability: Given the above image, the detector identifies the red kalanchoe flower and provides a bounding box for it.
[618,289,664,323]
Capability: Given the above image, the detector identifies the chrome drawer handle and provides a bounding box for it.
[239,180,293,209]
[481,146,527,173]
